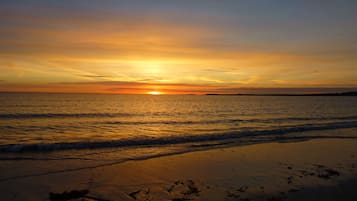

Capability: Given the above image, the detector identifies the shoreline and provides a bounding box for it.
[1,125,357,153]
[0,138,356,201]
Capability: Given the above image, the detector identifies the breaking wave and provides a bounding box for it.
[1,121,356,153]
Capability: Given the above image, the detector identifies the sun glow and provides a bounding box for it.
[147,91,163,95]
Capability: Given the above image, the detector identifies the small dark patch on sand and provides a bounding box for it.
[287,176,293,184]
[49,189,110,201]
[226,190,240,198]
[167,180,200,197]
[128,188,150,200]
[295,164,340,180]
[298,169,315,177]
[168,180,184,192]
[280,163,294,170]
[49,189,89,201]
[183,180,200,196]
[172,198,192,201]
[85,195,111,201]
[317,168,340,179]
[237,185,248,192]
[49,189,109,201]
[310,165,340,179]
[312,164,325,168]
[175,180,185,185]
[240,198,250,201]
[128,190,141,200]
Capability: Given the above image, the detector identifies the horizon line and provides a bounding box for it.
[1,89,357,96]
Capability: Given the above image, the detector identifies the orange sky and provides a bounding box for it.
[1,1,357,94]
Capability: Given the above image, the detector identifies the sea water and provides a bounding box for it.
[1,93,357,153]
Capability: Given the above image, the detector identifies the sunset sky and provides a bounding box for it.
[1,0,357,94]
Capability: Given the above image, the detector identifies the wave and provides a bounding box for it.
[101,115,357,125]
[2,112,357,126]
[1,121,356,153]
[245,115,357,122]
[101,119,242,125]
[0,112,132,119]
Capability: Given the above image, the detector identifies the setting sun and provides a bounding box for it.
[147,91,163,95]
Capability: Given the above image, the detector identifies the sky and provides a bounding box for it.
[0,0,357,94]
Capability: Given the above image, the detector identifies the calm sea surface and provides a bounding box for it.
[0,93,357,153]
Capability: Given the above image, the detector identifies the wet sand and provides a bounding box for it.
[0,138,357,201]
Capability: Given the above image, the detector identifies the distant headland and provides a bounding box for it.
[206,91,357,96]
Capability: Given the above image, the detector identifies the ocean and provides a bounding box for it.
[0,93,357,160]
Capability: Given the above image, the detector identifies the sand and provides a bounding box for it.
[0,138,356,201]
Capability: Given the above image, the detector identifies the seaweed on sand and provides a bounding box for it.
[49,189,109,201]
[49,190,89,201]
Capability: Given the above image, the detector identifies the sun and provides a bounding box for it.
[147,91,163,95]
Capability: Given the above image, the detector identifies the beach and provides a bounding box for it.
[0,129,356,201]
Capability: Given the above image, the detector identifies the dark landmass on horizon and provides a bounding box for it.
[206,91,357,96]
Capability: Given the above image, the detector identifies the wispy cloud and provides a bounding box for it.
[75,74,112,80]
[1,80,356,94]
[76,75,108,78]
